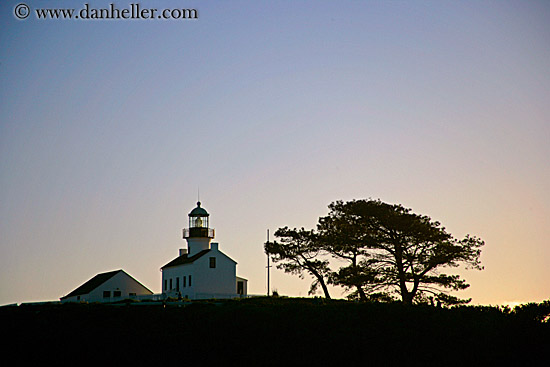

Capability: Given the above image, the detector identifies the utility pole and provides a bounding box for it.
[266,229,272,297]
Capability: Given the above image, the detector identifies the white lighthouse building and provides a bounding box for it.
[160,202,247,300]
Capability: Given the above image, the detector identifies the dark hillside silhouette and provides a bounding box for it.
[2,298,548,365]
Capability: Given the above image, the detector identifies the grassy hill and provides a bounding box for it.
[2,297,548,364]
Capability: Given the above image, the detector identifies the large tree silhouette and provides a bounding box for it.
[317,199,484,305]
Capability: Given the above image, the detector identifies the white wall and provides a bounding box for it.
[194,248,236,296]
[162,263,195,299]
[63,271,153,303]
[161,247,238,299]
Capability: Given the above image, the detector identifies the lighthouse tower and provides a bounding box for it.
[160,201,248,299]
[184,201,215,256]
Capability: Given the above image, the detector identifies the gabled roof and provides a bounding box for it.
[161,249,211,269]
[61,270,121,299]
[60,269,152,299]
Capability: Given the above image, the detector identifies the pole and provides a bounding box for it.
[266,229,271,296]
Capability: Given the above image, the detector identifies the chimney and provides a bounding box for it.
[179,248,188,256]
[211,242,219,251]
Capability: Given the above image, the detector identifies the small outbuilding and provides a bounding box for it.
[60,269,153,303]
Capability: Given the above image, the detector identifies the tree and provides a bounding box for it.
[312,209,371,301]
[512,300,550,323]
[317,199,484,305]
[264,227,332,299]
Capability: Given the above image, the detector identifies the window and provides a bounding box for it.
[209,257,216,268]
[113,291,121,297]
[183,276,187,287]
[189,275,192,287]
[164,279,167,291]
[237,281,244,295]
[176,277,180,291]
[169,278,173,290]
[103,291,110,299]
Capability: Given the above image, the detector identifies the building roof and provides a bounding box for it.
[161,249,211,269]
[189,201,209,217]
[60,269,152,299]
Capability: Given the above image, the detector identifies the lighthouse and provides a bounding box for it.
[160,201,247,299]
[184,201,215,255]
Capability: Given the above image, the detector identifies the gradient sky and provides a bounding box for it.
[1,0,549,306]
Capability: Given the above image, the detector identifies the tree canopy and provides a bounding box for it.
[264,227,332,299]
[265,199,485,305]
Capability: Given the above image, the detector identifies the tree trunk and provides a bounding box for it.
[350,252,367,301]
[401,291,413,305]
[357,285,367,301]
[309,266,331,299]
[408,277,420,304]
[394,242,413,305]
[320,279,331,299]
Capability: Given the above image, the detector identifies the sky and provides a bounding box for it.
[1,0,549,306]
